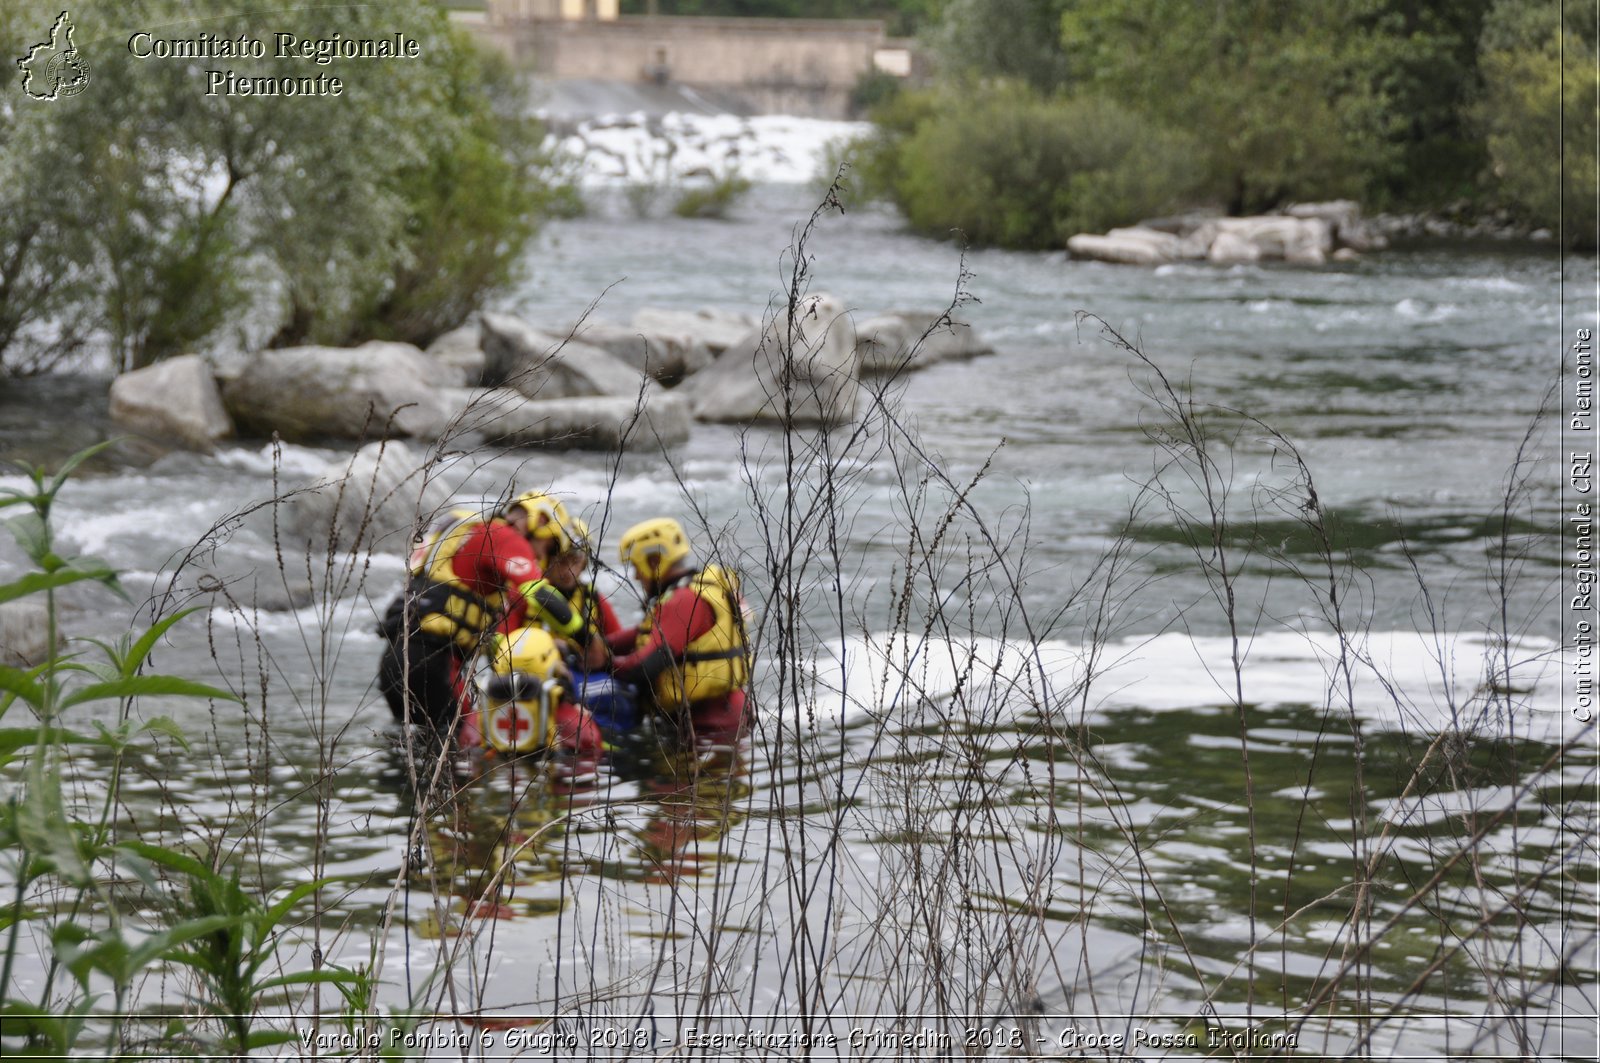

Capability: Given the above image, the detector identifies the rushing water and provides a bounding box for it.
[2,182,1595,1058]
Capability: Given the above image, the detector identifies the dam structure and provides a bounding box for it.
[468,0,916,118]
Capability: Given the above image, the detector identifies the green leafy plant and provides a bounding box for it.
[859,83,1198,248]
[0,443,356,1057]
[0,0,577,375]
[848,69,904,116]
[1474,0,1598,247]
[672,168,754,220]
[119,842,357,1056]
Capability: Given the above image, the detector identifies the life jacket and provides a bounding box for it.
[409,512,509,653]
[635,566,751,711]
[406,508,475,579]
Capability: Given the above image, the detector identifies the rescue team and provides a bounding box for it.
[376,492,751,756]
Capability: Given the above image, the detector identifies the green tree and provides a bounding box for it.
[926,0,1072,91]
[1057,0,1406,213]
[262,36,581,348]
[0,7,103,374]
[1358,0,1494,205]
[1474,0,1598,248]
[0,0,574,375]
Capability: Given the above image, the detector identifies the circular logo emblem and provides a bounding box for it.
[46,50,90,98]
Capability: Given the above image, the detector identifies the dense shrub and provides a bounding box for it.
[926,0,1073,91]
[847,69,904,117]
[852,85,1198,249]
[1057,0,1408,214]
[672,169,754,219]
[266,42,583,349]
[1474,0,1598,248]
[917,0,1567,222]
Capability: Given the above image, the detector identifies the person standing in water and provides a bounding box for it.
[607,518,752,740]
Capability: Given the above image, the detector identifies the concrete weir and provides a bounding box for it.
[459,5,919,119]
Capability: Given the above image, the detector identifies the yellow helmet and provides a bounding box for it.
[619,517,690,582]
[505,491,572,536]
[532,512,591,557]
[481,626,569,753]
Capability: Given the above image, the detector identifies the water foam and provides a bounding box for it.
[1394,298,1461,323]
[804,628,1566,740]
[214,442,341,479]
[547,113,871,186]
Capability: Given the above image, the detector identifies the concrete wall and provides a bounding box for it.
[490,0,619,23]
[479,12,890,118]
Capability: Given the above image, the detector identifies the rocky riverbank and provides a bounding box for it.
[1065,200,1556,267]
[102,298,993,551]
[108,300,994,455]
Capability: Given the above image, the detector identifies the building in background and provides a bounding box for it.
[488,0,620,21]
[473,1,917,118]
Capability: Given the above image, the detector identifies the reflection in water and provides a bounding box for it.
[399,745,602,930]
[617,729,751,887]
[404,721,751,927]
[16,659,1592,1058]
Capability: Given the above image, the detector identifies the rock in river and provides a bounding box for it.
[284,440,453,553]
[479,313,654,400]
[683,293,860,427]
[221,342,451,443]
[855,311,993,374]
[110,354,234,452]
[465,388,692,451]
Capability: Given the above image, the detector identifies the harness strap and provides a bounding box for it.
[683,646,748,663]
[410,575,494,618]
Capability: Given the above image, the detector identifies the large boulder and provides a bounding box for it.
[1067,228,1181,265]
[683,294,861,427]
[222,342,452,442]
[109,354,234,451]
[470,390,692,451]
[1141,210,1223,235]
[568,319,711,386]
[855,312,995,375]
[426,323,487,387]
[399,386,513,448]
[1172,220,1222,259]
[1213,216,1333,264]
[479,313,652,400]
[1207,229,1263,265]
[284,440,454,553]
[1072,210,1362,267]
[631,307,757,355]
[1286,199,1387,252]
[1284,199,1360,232]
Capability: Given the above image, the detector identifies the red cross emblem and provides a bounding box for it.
[488,703,539,753]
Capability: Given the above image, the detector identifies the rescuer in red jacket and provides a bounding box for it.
[607,518,752,740]
[377,494,582,738]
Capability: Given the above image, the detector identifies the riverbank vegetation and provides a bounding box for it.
[0,0,578,378]
[847,0,1597,250]
[845,85,1199,249]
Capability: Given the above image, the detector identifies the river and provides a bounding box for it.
[2,180,1595,1059]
